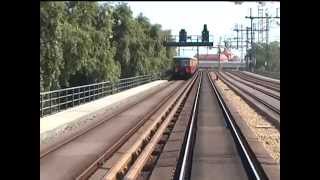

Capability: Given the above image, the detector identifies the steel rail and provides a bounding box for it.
[123,74,198,180]
[215,72,280,130]
[234,71,280,92]
[218,72,280,115]
[207,72,267,180]
[224,71,280,100]
[178,71,202,180]
[40,81,176,159]
[102,73,199,180]
[239,71,280,85]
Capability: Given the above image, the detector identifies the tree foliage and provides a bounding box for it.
[247,41,280,72]
[40,2,175,91]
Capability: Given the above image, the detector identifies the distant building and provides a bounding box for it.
[197,48,238,62]
[223,49,232,60]
[197,54,229,62]
[230,55,240,61]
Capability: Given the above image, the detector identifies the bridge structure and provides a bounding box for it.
[40,71,279,180]
[40,74,162,118]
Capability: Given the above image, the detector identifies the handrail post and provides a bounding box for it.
[58,91,60,112]
[92,85,94,100]
[92,85,95,100]
[49,93,52,115]
[95,84,97,100]
[81,87,83,104]
[40,94,43,117]
[40,73,164,117]
[78,88,81,105]
[88,86,90,102]
[72,88,74,107]
[93,84,95,100]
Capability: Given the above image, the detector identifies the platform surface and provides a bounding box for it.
[40,80,167,134]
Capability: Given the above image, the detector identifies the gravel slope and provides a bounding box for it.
[215,77,280,163]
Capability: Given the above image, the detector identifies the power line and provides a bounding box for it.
[244,7,280,72]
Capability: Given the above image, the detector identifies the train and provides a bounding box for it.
[173,56,198,79]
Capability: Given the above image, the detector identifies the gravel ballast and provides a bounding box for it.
[214,76,280,163]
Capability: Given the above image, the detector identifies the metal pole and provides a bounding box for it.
[236,29,239,49]
[41,94,43,117]
[92,85,95,100]
[59,91,62,111]
[266,12,270,72]
[72,89,74,107]
[197,36,199,60]
[246,27,249,49]
[218,45,220,71]
[89,86,92,101]
[49,93,52,114]
[78,88,80,105]
[250,8,253,48]
[241,24,243,62]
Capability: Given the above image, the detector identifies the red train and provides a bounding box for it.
[173,56,198,79]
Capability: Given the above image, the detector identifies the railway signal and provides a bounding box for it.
[202,24,209,42]
[164,25,213,47]
[179,29,187,42]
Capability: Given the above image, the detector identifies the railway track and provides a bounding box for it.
[40,78,192,180]
[176,71,268,180]
[102,71,274,180]
[101,73,199,180]
[224,71,280,100]
[228,71,280,92]
[40,81,176,158]
[40,70,279,180]
[216,71,280,130]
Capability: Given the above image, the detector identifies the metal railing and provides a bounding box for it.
[40,74,161,117]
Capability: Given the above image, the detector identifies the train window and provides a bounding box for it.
[174,58,189,67]
[179,60,188,67]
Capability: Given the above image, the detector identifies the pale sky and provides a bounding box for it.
[103,1,280,58]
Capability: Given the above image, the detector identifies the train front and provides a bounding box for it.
[173,56,195,79]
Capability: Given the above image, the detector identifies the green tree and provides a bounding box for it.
[40,2,65,91]
[41,2,175,91]
[247,41,280,72]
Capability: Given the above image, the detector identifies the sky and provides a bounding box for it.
[103,1,280,58]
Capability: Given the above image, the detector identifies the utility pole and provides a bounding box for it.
[241,24,243,62]
[258,7,264,43]
[233,25,253,64]
[250,8,254,72]
[245,7,280,72]
[218,36,221,72]
[266,11,270,71]
[250,8,253,49]
[233,26,252,47]
[246,27,249,49]
[197,35,199,59]
[236,24,239,49]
